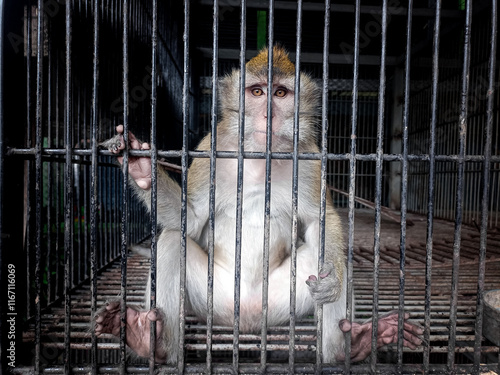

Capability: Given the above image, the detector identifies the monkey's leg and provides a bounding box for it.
[94,301,167,362]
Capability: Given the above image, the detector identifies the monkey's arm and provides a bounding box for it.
[303,199,346,305]
[101,126,207,236]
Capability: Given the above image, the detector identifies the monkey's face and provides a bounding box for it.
[218,68,321,153]
[243,76,296,151]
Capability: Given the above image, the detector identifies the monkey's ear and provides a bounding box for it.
[218,70,240,115]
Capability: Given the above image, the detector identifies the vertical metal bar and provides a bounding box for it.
[46,19,52,304]
[233,1,246,371]
[55,54,61,300]
[90,0,100,373]
[318,0,335,371]
[423,1,440,362]
[179,0,190,371]
[370,0,388,371]
[260,2,274,373]
[149,0,158,372]
[474,1,497,371]
[207,1,218,373]
[25,0,32,320]
[397,0,413,370]
[63,0,73,373]
[291,1,303,373]
[447,0,472,370]
[120,0,129,373]
[345,0,360,369]
[34,0,44,371]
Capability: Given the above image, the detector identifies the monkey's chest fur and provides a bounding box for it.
[204,159,307,331]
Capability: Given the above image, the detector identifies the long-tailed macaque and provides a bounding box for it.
[96,47,423,363]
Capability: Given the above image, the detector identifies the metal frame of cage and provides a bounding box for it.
[0,0,499,374]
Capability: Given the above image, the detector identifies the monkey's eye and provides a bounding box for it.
[274,88,288,97]
[251,88,264,96]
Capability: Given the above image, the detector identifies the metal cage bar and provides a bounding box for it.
[423,1,441,370]
[473,1,497,372]
[179,0,190,372]
[148,0,158,372]
[120,0,130,373]
[370,0,388,371]
[206,1,219,372]
[232,0,247,371]
[34,0,44,370]
[397,0,413,368]
[290,0,302,372]
[90,0,100,372]
[318,0,330,369]
[260,1,274,372]
[448,0,473,369]
[63,1,74,373]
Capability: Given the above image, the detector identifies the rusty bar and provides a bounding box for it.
[473,0,497,371]
[120,0,130,373]
[397,0,413,369]
[24,0,33,319]
[318,0,332,370]
[423,1,441,371]
[179,0,190,372]
[34,0,44,371]
[206,1,219,372]
[149,0,158,372]
[63,0,73,373]
[370,0,388,371]
[345,0,360,369]
[90,0,100,373]
[233,0,246,372]
[447,0,472,370]
[291,0,303,372]
[260,1,274,372]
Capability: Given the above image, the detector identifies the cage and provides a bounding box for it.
[0,0,499,374]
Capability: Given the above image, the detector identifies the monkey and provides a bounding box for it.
[95,46,423,363]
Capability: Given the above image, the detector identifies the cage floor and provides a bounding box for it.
[21,210,500,369]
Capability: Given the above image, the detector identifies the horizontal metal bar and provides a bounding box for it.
[198,0,465,17]
[11,363,500,375]
[7,147,500,163]
[197,47,400,66]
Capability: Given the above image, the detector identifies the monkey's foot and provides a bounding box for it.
[94,301,167,363]
[305,262,342,304]
[337,311,424,362]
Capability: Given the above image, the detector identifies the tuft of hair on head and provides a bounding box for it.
[246,45,295,77]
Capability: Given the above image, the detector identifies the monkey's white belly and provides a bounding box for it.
[209,189,295,331]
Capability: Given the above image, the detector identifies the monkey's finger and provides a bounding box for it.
[129,135,143,150]
[105,300,121,312]
[404,321,424,335]
[403,338,419,350]
[141,142,150,150]
[306,275,317,284]
[403,328,423,346]
[378,333,397,346]
[137,178,152,190]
